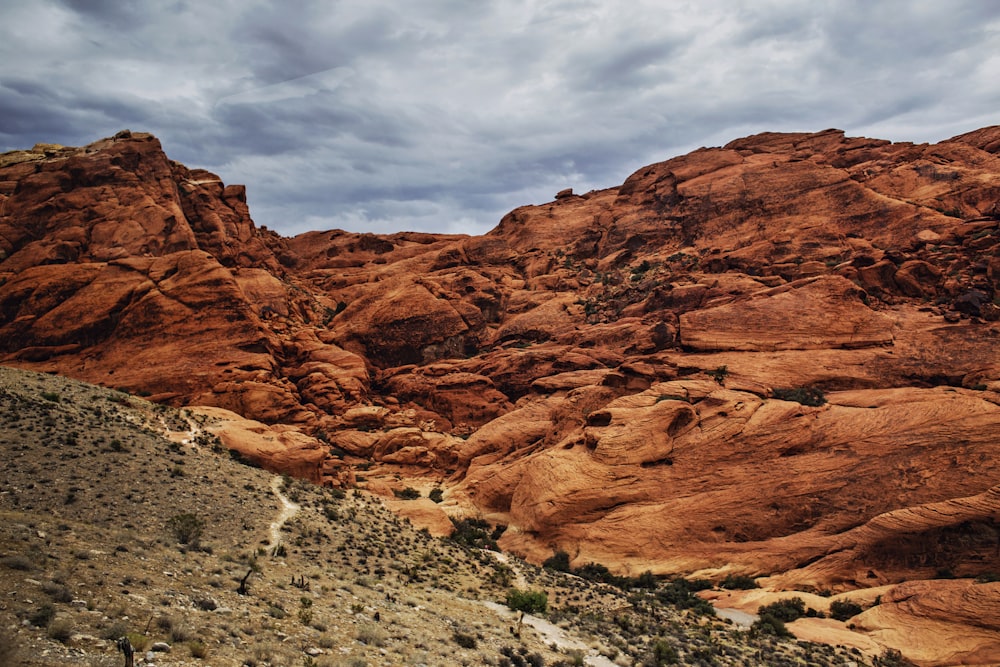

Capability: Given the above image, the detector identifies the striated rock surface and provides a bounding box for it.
[4,128,1000,662]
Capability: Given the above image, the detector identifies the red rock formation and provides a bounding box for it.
[3,128,1000,648]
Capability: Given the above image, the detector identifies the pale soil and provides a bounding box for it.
[267,476,300,553]
[0,366,870,666]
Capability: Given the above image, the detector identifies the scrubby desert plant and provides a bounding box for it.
[47,617,74,643]
[720,574,758,589]
[356,622,386,646]
[830,599,863,621]
[167,512,204,545]
[757,597,805,622]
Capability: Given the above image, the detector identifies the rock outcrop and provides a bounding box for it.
[3,128,1000,663]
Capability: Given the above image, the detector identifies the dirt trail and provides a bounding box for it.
[268,476,300,552]
[481,601,617,667]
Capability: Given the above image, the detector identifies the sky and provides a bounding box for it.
[2,1,999,237]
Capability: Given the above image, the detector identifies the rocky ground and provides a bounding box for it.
[1,366,880,666]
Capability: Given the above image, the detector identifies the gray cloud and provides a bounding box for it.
[2,0,998,237]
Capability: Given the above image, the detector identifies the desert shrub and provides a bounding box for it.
[41,391,61,403]
[647,637,680,665]
[452,630,477,649]
[1,554,34,571]
[751,613,792,638]
[706,365,728,385]
[100,620,129,640]
[656,578,716,616]
[772,386,826,406]
[42,582,73,602]
[830,599,864,621]
[542,550,571,572]
[428,487,444,503]
[356,622,386,646]
[505,588,547,615]
[573,561,622,586]
[720,574,758,589]
[188,641,209,658]
[873,648,918,666]
[47,617,74,643]
[194,597,217,611]
[167,513,204,545]
[449,518,505,550]
[29,604,55,627]
[757,597,805,622]
[632,570,658,589]
[393,487,420,500]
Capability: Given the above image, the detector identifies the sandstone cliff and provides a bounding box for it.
[3,128,1000,662]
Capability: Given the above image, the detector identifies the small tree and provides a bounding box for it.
[167,513,204,545]
[505,588,547,615]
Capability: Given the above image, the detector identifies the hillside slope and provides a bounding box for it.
[0,366,867,666]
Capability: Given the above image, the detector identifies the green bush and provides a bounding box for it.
[393,487,421,500]
[706,365,728,385]
[505,588,547,615]
[752,613,793,637]
[543,550,572,572]
[757,597,805,622]
[720,574,758,589]
[656,578,716,616]
[830,599,863,621]
[649,638,679,665]
[429,487,444,503]
[449,518,505,550]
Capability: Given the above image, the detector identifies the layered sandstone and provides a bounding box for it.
[3,127,1000,662]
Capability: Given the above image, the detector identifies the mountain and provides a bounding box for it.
[2,127,1000,663]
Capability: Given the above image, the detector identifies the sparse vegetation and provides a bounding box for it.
[720,574,759,590]
[830,599,864,621]
[772,386,827,406]
[706,365,729,384]
[167,512,205,545]
[0,366,894,666]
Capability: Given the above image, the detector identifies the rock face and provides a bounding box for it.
[4,128,1000,661]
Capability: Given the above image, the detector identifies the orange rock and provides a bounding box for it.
[4,127,1000,624]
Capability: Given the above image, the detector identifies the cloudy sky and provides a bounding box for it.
[2,1,999,237]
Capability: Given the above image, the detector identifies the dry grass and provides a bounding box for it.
[0,366,863,666]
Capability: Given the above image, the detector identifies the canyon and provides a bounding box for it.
[3,126,1000,663]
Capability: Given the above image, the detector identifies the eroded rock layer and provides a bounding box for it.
[3,129,1000,635]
